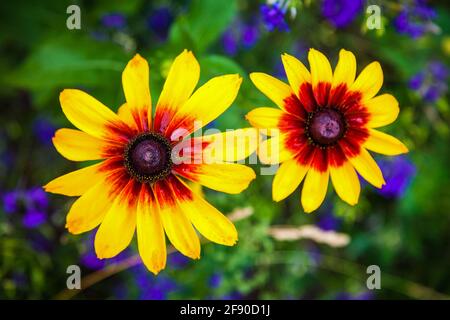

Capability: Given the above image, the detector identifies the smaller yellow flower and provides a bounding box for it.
[247,48,408,213]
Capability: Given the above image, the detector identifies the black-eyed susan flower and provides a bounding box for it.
[246,48,408,213]
[44,50,256,274]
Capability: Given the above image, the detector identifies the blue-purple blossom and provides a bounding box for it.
[209,273,223,289]
[222,21,260,56]
[394,0,436,38]
[168,252,190,269]
[134,265,178,300]
[2,187,49,228]
[317,211,342,231]
[377,156,416,199]
[260,2,289,32]
[335,291,374,300]
[101,13,127,29]
[33,118,56,145]
[148,7,174,41]
[80,233,130,269]
[409,61,448,103]
[321,0,364,28]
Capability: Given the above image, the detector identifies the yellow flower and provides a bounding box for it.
[44,50,256,274]
[247,48,408,213]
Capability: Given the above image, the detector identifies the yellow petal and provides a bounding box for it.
[154,50,200,131]
[272,159,309,202]
[249,72,293,109]
[44,162,104,196]
[364,129,409,155]
[155,181,200,259]
[166,74,242,139]
[301,168,329,213]
[177,162,255,194]
[176,177,238,246]
[52,128,107,161]
[59,89,123,139]
[348,148,385,188]
[281,53,311,94]
[350,61,383,101]
[245,107,283,130]
[136,185,166,275]
[258,134,294,165]
[332,49,357,88]
[122,54,152,130]
[117,103,136,128]
[95,182,137,259]
[65,177,113,234]
[200,128,258,162]
[308,48,333,87]
[365,94,400,128]
[330,161,360,206]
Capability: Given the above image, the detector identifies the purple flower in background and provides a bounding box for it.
[335,291,374,300]
[317,211,342,231]
[222,20,260,56]
[409,61,448,103]
[2,187,48,228]
[168,252,190,269]
[148,7,174,41]
[101,13,126,29]
[80,233,130,270]
[209,273,223,289]
[2,191,19,213]
[377,156,416,199]
[33,118,55,145]
[321,0,363,28]
[134,265,178,300]
[260,1,289,32]
[22,210,46,228]
[394,0,436,38]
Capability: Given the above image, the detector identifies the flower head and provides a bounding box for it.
[147,7,174,41]
[44,51,256,274]
[247,48,408,213]
[101,13,127,29]
[321,0,363,28]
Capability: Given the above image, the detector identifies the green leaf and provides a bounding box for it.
[168,0,237,53]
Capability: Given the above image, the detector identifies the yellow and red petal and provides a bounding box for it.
[154,176,200,259]
[301,168,330,213]
[164,74,242,140]
[330,160,360,206]
[258,134,294,165]
[59,89,131,140]
[174,162,255,194]
[154,50,200,133]
[136,184,166,275]
[308,48,332,107]
[175,177,238,246]
[364,129,409,155]
[65,177,115,234]
[245,107,284,130]
[365,94,400,128]
[200,128,258,162]
[52,128,110,161]
[95,180,140,259]
[44,162,105,197]
[272,159,309,202]
[122,54,152,131]
[350,61,383,101]
[348,147,385,188]
[332,49,356,89]
[249,72,293,109]
[281,53,311,95]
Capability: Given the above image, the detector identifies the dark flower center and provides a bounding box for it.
[307,108,346,146]
[124,132,172,183]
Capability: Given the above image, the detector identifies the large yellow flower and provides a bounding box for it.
[247,48,408,213]
[44,50,256,274]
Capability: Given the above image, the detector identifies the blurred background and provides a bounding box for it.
[0,0,449,299]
